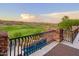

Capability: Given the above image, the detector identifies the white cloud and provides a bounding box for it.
[41,11,79,23]
[20,14,36,19]
[18,11,79,23]
[19,13,62,23]
[20,14,37,22]
[19,13,51,23]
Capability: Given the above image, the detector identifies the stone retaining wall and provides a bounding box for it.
[0,32,8,56]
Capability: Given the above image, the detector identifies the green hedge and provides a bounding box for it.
[58,19,79,29]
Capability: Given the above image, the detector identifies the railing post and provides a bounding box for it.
[0,32,8,56]
[72,28,79,43]
[60,29,64,42]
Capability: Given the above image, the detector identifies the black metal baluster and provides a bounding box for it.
[29,36,31,54]
[20,38,22,56]
[27,37,29,56]
[35,35,38,51]
[30,36,32,44]
[24,37,26,56]
[21,37,23,56]
[19,38,21,56]
[36,35,39,50]
[30,36,33,44]
[31,35,34,53]
[38,34,40,40]
[14,39,16,56]
[60,29,64,42]
[18,38,20,56]
[22,38,24,56]
[32,35,35,43]
[30,36,32,54]
[10,40,12,56]
[28,36,30,55]
[32,35,36,52]
[38,34,41,41]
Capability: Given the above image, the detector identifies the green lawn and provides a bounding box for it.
[8,28,44,38]
[0,25,45,39]
[0,23,58,39]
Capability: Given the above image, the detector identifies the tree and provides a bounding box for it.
[58,19,79,30]
[62,16,69,21]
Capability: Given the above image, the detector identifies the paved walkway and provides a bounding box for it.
[44,43,79,56]
[44,32,79,56]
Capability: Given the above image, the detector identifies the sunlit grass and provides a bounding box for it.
[0,23,58,39]
[0,25,45,38]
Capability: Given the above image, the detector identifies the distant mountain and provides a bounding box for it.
[0,19,56,25]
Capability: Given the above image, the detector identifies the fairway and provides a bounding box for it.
[8,28,44,39]
[0,20,58,39]
[0,25,45,39]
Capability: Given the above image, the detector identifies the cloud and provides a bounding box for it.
[19,13,52,23]
[20,14,37,22]
[19,13,62,23]
[42,11,79,19]
[41,11,79,23]
[18,11,79,23]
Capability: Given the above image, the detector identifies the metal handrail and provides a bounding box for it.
[8,30,57,56]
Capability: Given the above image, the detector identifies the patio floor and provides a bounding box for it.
[44,43,79,56]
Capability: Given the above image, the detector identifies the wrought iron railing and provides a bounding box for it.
[1,28,78,56]
[8,30,60,56]
[62,27,79,43]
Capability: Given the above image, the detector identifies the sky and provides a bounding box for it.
[0,3,79,23]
